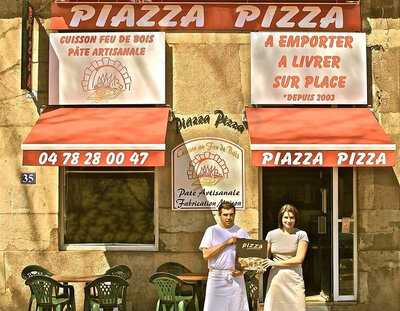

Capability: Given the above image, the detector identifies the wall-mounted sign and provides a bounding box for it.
[172,138,244,210]
[24,150,162,167]
[251,32,367,105]
[50,3,360,32]
[49,32,165,105]
[20,173,36,184]
[252,150,395,167]
[174,110,247,134]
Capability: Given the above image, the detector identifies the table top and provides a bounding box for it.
[52,274,104,283]
[177,273,208,282]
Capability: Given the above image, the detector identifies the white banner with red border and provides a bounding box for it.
[49,32,165,105]
[251,32,367,105]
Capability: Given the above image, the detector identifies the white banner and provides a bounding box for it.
[251,32,367,105]
[49,32,165,105]
[172,138,244,210]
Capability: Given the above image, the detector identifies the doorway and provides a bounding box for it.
[262,167,332,300]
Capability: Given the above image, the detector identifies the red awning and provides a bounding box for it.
[246,108,396,167]
[22,107,169,167]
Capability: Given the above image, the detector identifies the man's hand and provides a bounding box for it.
[232,270,243,277]
[224,236,237,246]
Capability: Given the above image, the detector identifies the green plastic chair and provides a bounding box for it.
[156,263,193,297]
[84,275,129,311]
[105,265,132,280]
[149,272,199,311]
[21,265,55,311]
[25,275,75,311]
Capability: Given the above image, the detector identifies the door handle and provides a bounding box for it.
[320,188,327,214]
[318,216,327,234]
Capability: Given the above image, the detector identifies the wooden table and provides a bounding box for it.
[52,274,104,283]
[177,273,208,310]
[177,273,208,282]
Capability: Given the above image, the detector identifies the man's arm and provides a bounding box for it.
[202,237,237,260]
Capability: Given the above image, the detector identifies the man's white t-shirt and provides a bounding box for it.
[199,224,249,270]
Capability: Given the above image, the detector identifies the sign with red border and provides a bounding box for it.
[50,3,361,31]
[172,138,245,210]
[23,150,164,167]
[251,32,367,106]
[252,150,396,167]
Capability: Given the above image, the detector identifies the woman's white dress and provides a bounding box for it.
[264,228,309,311]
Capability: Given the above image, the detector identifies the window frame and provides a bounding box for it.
[59,167,159,251]
[333,167,358,301]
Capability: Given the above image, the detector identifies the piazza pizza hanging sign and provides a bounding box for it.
[172,138,244,211]
[251,32,367,105]
[50,3,360,32]
[49,32,165,105]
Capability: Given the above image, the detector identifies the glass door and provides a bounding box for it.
[262,167,332,300]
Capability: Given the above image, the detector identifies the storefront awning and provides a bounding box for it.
[246,108,396,167]
[22,107,169,167]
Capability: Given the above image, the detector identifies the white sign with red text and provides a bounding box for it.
[251,32,367,105]
[251,150,395,167]
[172,138,244,210]
[49,32,165,105]
[50,3,361,32]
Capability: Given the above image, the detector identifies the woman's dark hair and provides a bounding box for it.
[278,204,299,229]
[218,201,236,215]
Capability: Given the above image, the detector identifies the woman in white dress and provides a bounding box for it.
[262,204,309,311]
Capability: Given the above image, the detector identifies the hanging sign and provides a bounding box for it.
[251,32,367,105]
[172,138,244,210]
[50,3,360,32]
[252,150,396,167]
[49,32,165,105]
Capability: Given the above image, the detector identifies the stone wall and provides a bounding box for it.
[0,0,399,310]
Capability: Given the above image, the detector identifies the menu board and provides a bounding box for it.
[236,238,268,271]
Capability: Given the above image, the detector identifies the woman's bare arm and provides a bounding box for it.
[262,240,308,269]
[271,240,308,267]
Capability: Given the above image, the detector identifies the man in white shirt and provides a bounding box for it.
[199,201,249,311]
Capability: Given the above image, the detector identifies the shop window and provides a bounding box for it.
[60,168,157,251]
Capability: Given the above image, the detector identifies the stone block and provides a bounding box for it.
[173,43,244,114]
[159,206,214,232]
[366,267,400,310]
[380,112,400,134]
[370,47,400,113]
[359,230,400,250]
[358,250,400,272]
[358,271,369,304]
[358,209,400,233]
[0,252,4,294]
[160,231,204,252]
[239,43,250,105]
[167,33,248,45]
[0,100,38,127]
[357,169,375,210]
[372,168,400,210]
[0,213,58,251]
[0,19,20,73]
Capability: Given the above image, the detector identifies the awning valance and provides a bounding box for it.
[22,107,169,167]
[246,108,396,167]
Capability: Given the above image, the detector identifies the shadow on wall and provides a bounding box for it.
[362,0,400,34]
[0,1,51,19]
